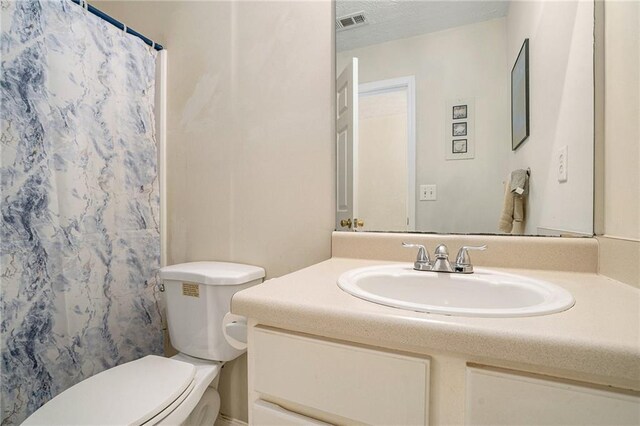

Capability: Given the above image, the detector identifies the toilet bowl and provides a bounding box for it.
[23,262,264,426]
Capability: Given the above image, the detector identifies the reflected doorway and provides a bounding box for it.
[358,77,416,231]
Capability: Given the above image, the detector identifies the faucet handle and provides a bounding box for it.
[454,245,487,273]
[402,242,431,271]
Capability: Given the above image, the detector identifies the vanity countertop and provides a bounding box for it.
[232,257,640,391]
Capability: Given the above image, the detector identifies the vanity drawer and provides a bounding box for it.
[465,366,640,425]
[253,400,331,425]
[253,328,430,425]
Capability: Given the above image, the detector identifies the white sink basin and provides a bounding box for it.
[337,264,575,317]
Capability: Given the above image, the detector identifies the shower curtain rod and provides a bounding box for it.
[69,0,164,51]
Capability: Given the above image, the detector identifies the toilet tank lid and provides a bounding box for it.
[159,261,265,285]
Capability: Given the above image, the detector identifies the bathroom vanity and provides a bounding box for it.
[232,233,640,425]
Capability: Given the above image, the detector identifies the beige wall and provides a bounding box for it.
[506,0,594,235]
[338,18,511,234]
[603,0,640,240]
[94,0,334,421]
[597,0,640,288]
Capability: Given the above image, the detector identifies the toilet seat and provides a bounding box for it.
[22,355,199,426]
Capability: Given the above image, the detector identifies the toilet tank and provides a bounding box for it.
[159,262,265,361]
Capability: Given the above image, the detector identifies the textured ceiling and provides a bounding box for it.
[336,1,510,52]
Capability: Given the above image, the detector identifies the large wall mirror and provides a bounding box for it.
[335,1,594,236]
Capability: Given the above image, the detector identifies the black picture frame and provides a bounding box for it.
[452,105,467,119]
[452,139,468,154]
[452,122,467,137]
[511,39,530,150]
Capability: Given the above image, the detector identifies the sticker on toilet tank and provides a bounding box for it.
[182,283,200,297]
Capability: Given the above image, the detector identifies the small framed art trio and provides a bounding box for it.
[445,98,474,160]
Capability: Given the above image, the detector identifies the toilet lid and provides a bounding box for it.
[22,355,195,426]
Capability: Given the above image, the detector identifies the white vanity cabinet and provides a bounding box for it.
[248,326,640,426]
[250,327,430,425]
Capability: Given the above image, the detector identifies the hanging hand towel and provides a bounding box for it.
[498,180,515,233]
[499,169,529,233]
[510,169,529,196]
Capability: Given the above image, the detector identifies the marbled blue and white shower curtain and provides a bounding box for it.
[0,1,163,423]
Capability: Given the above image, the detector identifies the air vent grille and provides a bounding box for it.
[336,11,368,31]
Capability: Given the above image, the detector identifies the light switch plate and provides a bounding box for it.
[420,184,437,201]
[558,146,568,182]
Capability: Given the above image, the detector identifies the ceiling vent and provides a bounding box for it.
[336,11,368,31]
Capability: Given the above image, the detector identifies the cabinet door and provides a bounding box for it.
[253,328,429,425]
[466,366,640,425]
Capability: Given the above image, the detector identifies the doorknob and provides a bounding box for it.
[340,218,364,229]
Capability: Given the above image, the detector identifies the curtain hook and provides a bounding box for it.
[122,23,127,34]
[83,0,88,10]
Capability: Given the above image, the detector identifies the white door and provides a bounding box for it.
[336,58,358,230]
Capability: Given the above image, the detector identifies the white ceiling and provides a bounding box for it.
[336,1,510,52]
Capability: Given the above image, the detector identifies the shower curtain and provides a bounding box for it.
[0,1,163,424]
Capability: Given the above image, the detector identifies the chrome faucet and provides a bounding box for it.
[432,244,454,272]
[402,243,486,274]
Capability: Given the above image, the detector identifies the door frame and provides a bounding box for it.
[359,76,416,231]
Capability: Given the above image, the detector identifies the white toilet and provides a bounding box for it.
[23,261,265,426]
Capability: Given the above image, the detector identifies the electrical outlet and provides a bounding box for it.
[558,146,568,182]
[420,184,437,201]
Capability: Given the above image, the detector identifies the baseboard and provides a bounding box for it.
[215,414,248,426]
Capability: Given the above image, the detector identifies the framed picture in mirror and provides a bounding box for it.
[453,122,467,136]
[511,38,530,150]
[452,139,467,154]
[453,104,467,119]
